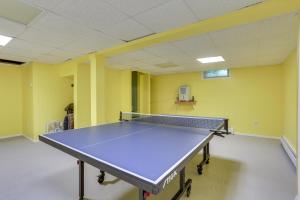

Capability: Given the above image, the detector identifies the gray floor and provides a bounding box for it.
[0,135,296,200]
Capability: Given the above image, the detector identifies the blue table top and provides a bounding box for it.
[42,121,212,184]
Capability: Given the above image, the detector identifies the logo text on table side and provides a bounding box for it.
[163,171,177,188]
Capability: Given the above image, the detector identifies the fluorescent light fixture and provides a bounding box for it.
[197,56,225,64]
[0,35,12,46]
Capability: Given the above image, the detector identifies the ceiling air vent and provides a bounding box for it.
[156,62,179,68]
[123,33,156,43]
[239,1,264,10]
[0,59,25,65]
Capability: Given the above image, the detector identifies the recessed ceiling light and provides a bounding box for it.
[197,56,225,64]
[0,35,12,46]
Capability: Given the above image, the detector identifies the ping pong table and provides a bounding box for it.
[39,112,229,200]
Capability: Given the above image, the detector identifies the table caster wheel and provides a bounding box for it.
[186,185,191,197]
[197,166,203,175]
[98,171,105,184]
[206,159,210,164]
[98,175,104,184]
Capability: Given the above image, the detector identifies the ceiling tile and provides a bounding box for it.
[54,0,128,30]
[0,51,32,62]
[184,0,263,20]
[140,56,168,65]
[134,0,198,32]
[105,0,170,16]
[257,12,299,40]
[34,53,68,63]
[47,48,83,60]
[209,22,260,48]
[0,17,26,37]
[109,49,162,64]
[0,0,42,25]
[1,46,42,59]
[28,12,93,40]
[5,38,54,54]
[19,26,75,47]
[1,38,55,60]
[143,43,187,58]
[103,18,154,41]
[172,34,217,58]
[20,0,63,10]
[59,34,123,55]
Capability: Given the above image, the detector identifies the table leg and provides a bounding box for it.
[224,119,229,134]
[197,143,210,175]
[79,160,84,200]
[171,167,192,200]
[206,143,210,164]
[139,189,146,200]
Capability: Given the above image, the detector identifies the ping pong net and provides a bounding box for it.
[120,112,228,133]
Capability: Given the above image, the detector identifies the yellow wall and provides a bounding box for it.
[282,51,298,150]
[105,68,132,123]
[31,63,73,140]
[0,64,23,138]
[21,62,74,140]
[58,58,132,127]
[151,65,283,137]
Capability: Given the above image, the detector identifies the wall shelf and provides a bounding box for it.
[175,100,197,105]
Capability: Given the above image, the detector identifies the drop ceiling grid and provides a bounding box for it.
[108,11,298,74]
[0,0,297,71]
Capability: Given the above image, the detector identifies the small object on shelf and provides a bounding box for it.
[179,85,190,101]
[176,86,196,105]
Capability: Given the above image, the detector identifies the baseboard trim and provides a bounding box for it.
[280,136,296,167]
[23,134,39,143]
[234,132,280,140]
[0,134,22,140]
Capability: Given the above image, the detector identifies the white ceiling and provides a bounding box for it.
[0,0,266,64]
[108,12,299,75]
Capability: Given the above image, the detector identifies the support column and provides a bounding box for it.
[76,63,92,128]
[90,54,106,126]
